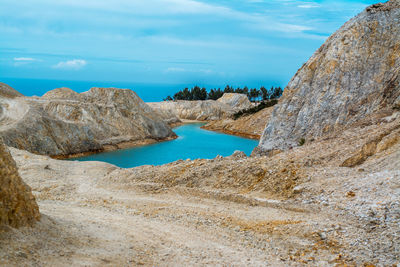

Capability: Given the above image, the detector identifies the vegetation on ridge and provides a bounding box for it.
[164,85,283,102]
[233,99,278,120]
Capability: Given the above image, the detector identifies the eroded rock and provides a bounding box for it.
[0,86,176,156]
[0,140,40,228]
[216,93,251,110]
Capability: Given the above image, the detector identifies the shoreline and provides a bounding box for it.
[52,136,178,160]
[170,119,207,128]
[53,120,257,160]
[201,124,260,140]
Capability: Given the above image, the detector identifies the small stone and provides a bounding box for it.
[318,232,327,240]
[230,150,247,159]
[293,184,305,194]
[346,191,356,197]
[16,252,27,258]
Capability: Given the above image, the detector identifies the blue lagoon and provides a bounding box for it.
[73,123,258,168]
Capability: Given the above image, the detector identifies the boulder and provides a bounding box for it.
[216,93,251,110]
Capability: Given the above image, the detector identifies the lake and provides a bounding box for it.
[73,123,259,168]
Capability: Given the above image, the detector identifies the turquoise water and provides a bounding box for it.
[73,123,258,168]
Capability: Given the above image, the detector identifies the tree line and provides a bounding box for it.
[164,85,283,102]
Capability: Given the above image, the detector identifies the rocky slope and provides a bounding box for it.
[148,93,251,122]
[0,86,176,157]
[202,106,273,139]
[257,0,400,153]
[0,140,39,228]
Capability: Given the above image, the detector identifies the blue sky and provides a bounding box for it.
[0,0,377,87]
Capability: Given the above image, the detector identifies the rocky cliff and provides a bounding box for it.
[148,93,251,122]
[0,86,176,157]
[0,140,40,228]
[257,0,400,153]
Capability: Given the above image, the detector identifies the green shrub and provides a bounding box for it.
[233,99,278,120]
[298,138,306,146]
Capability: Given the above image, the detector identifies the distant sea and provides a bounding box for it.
[1,77,282,102]
[0,77,190,102]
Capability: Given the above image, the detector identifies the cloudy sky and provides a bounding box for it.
[0,0,376,87]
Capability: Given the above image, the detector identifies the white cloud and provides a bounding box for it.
[164,67,214,75]
[298,3,321,9]
[52,59,87,70]
[13,57,35,61]
[11,0,232,16]
[276,23,313,33]
[12,57,39,66]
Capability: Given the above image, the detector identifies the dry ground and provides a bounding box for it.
[0,112,399,266]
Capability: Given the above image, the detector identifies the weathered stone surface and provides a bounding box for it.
[216,93,251,110]
[148,93,252,122]
[0,140,39,228]
[42,87,80,100]
[257,0,400,153]
[0,86,176,156]
[229,150,247,159]
[0,82,23,99]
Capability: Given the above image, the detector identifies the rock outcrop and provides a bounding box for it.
[0,86,176,157]
[257,0,400,153]
[202,106,273,139]
[148,93,251,122]
[216,93,252,110]
[0,83,23,99]
[0,139,40,228]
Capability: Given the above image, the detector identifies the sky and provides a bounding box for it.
[0,0,378,88]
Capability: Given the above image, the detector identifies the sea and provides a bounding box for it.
[0,77,283,102]
[0,77,190,102]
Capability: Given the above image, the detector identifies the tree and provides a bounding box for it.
[260,86,269,101]
[224,85,234,93]
[192,86,201,100]
[167,85,283,102]
[207,88,223,100]
[200,87,207,100]
[249,88,260,102]
[271,86,283,99]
